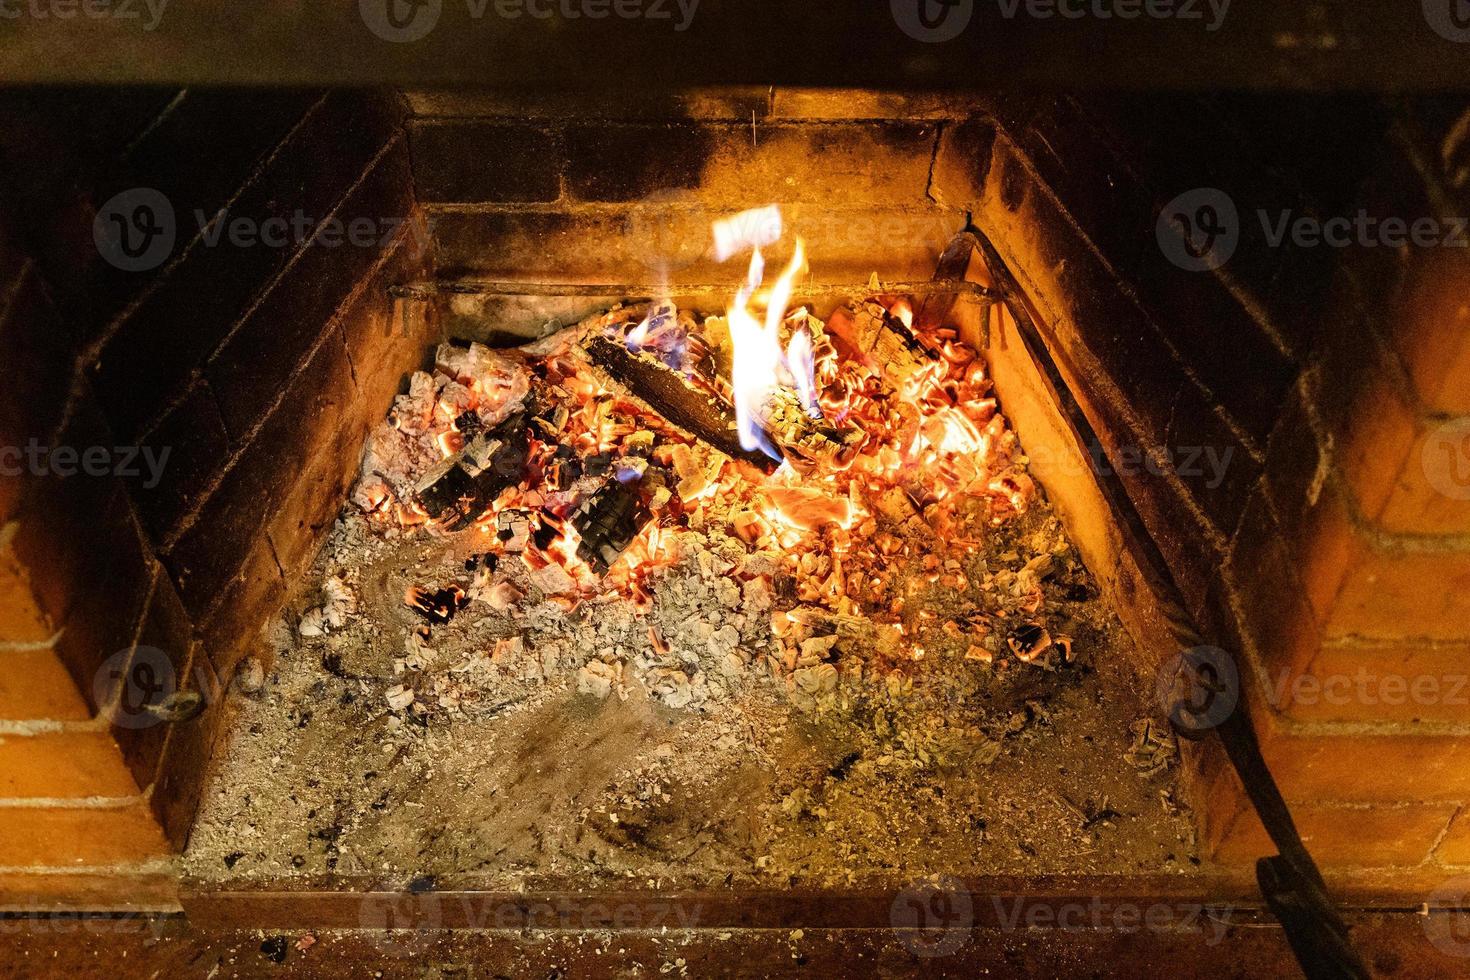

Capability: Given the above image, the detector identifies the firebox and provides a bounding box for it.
[2,81,1469,977]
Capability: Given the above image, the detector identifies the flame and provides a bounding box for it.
[714,207,819,461]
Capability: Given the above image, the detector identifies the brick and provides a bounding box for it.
[194,534,284,684]
[563,124,711,204]
[91,91,404,441]
[0,265,75,457]
[1260,377,1329,531]
[771,89,984,121]
[1285,478,1470,642]
[1209,801,1455,868]
[1284,639,1470,724]
[1163,381,1262,538]
[1325,541,1470,641]
[406,88,769,122]
[1336,363,1470,536]
[0,870,178,910]
[165,326,354,620]
[0,646,90,721]
[56,92,324,338]
[109,573,197,793]
[0,733,139,799]
[978,97,1300,447]
[1255,720,1470,804]
[1387,234,1470,415]
[0,805,169,869]
[930,118,997,211]
[124,380,231,547]
[150,684,226,850]
[336,225,437,428]
[205,134,414,439]
[429,204,959,288]
[0,522,53,643]
[0,89,178,228]
[48,492,155,709]
[4,391,122,635]
[563,122,939,207]
[267,352,368,583]
[409,121,561,203]
[1438,808,1470,865]
[1224,489,1323,684]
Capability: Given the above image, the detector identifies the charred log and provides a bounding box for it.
[415,409,533,530]
[582,336,779,474]
[571,477,656,573]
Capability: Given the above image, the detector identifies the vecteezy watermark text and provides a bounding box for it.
[0,0,167,30]
[93,187,431,272]
[360,0,698,44]
[0,440,169,488]
[1159,186,1470,272]
[892,0,1228,43]
[994,0,1229,30]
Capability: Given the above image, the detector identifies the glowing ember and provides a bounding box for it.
[351,216,1038,682]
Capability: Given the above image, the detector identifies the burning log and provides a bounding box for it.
[582,335,779,473]
[414,409,533,530]
[828,300,938,379]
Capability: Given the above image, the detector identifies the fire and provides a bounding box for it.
[358,202,1037,647]
[713,208,821,461]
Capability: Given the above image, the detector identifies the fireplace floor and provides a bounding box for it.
[184,500,1197,893]
[183,292,1204,897]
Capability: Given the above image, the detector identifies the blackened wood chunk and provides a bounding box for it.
[583,336,778,473]
[573,478,654,573]
[405,585,468,624]
[415,410,533,531]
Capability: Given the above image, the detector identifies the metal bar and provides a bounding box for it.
[392,279,995,302]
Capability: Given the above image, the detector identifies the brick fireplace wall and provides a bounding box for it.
[0,89,433,905]
[406,89,975,340]
[934,94,1470,893]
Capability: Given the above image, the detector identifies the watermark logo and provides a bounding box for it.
[94,187,175,272]
[1423,876,1470,958]
[360,0,442,42]
[1422,417,1470,501]
[94,188,429,271]
[626,188,709,275]
[892,0,973,42]
[890,876,973,956]
[992,897,1234,943]
[359,882,443,957]
[95,646,218,730]
[1157,188,1238,272]
[995,0,1229,30]
[1424,0,1470,43]
[1155,645,1238,733]
[96,646,177,730]
[1160,187,1470,271]
[361,0,697,41]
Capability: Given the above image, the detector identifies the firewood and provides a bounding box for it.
[582,335,779,473]
[414,409,532,530]
[571,476,656,573]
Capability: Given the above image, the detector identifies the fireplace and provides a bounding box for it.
[2,83,1469,974]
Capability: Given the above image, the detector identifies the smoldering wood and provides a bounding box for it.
[415,410,533,530]
[572,477,655,573]
[582,335,779,473]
